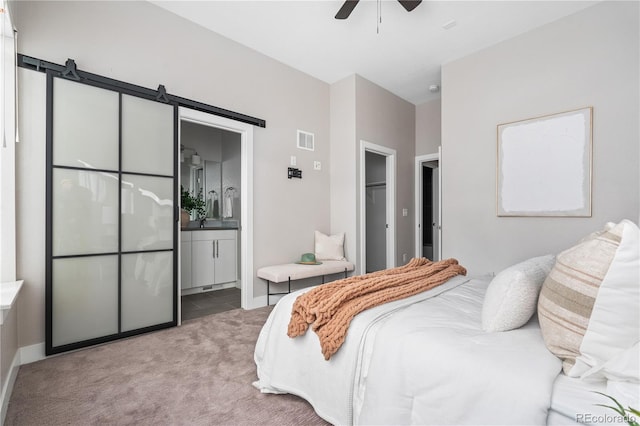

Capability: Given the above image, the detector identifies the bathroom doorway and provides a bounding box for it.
[179,121,242,320]
[177,107,254,324]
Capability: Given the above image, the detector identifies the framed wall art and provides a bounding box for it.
[497,107,592,217]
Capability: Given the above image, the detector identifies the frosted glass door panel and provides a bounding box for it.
[53,78,119,170]
[52,168,119,257]
[47,73,177,355]
[121,252,173,332]
[121,95,174,176]
[121,174,174,252]
[52,256,119,347]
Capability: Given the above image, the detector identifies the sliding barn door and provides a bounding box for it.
[46,73,177,355]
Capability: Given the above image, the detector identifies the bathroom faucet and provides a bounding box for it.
[199,218,207,228]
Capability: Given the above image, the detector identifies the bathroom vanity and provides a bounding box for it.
[181,227,238,295]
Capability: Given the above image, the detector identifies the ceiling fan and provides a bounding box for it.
[335,0,422,19]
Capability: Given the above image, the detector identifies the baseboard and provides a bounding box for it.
[19,342,45,365]
[1,351,20,425]
[250,294,284,309]
[181,281,237,296]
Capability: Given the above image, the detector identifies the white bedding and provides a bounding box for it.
[548,375,640,426]
[254,275,563,425]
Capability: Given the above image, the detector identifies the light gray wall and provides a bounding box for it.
[415,98,441,156]
[355,76,416,267]
[329,75,416,271]
[13,0,330,347]
[329,75,357,262]
[15,68,46,352]
[441,1,639,274]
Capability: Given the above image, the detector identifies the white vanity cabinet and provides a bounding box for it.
[180,232,192,290]
[189,230,237,289]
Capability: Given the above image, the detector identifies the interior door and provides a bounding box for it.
[46,73,177,355]
[432,164,440,261]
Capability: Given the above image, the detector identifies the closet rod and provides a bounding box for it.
[366,181,386,188]
[17,53,267,128]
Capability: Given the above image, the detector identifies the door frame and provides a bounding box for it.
[359,140,396,275]
[414,148,442,260]
[177,107,254,315]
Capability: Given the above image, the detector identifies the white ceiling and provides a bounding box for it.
[151,0,600,105]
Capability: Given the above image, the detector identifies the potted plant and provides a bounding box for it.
[181,185,206,228]
[595,392,639,426]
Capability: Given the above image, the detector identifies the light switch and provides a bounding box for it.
[402,208,408,217]
[314,161,321,170]
[290,156,297,166]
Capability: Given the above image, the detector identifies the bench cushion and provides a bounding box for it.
[257,260,355,283]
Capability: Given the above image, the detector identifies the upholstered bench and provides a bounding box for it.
[257,260,355,305]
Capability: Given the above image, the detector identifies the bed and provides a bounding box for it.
[254,220,640,425]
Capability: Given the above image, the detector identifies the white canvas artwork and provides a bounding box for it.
[497,107,592,217]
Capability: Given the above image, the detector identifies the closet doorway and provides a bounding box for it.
[177,107,254,324]
[414,150,441,261]
[359,141,396,274]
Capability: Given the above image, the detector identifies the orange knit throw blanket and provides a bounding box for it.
[287,257,466,360]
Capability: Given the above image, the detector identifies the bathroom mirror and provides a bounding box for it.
[182,153,222,219]
[201,160,221,219]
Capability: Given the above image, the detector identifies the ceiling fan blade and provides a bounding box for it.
[335,0,360,19]
[397,0,422,12]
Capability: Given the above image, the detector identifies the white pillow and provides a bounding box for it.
[572,219,640,380]
[482,254,555,332]
[314,231,346,261]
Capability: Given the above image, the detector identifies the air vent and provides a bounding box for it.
[297,130,315,151]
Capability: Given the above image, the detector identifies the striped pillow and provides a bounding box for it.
[537,222,624,375]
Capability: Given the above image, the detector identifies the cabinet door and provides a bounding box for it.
[214,238,237,284]
[180,240,192,289]
[192,240,216,287]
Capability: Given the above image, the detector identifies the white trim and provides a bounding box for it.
[18,342,45,365]
[359,140,396,275]
[1,350,20,425]
[414,148,442,260]
[176,126,182,325]
[178,107,255,310]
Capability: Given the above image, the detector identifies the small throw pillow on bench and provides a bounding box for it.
[315,231,346,261]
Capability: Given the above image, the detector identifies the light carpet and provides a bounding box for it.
[6,306,328,425]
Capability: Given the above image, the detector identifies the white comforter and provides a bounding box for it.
[254,275,562,425]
